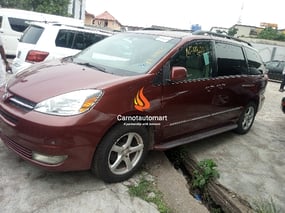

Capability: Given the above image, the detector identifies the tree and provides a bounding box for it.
[0,0,70,17]
[228,27,238,37]
[257,27,285,41]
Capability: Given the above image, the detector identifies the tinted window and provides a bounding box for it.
[83,33,106,48]
[280,61,285,69]
[265,61,279,68]
[244,47,264,74]
[0,16,2,28]
[55,30,75,49]
[215,42,247,76]
[20,25,44,44]
[55,30,108,50]
[8,17,31,32]
[171,41,213,80]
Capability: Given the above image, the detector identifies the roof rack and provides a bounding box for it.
[192,30,252,47]
[28,21,114,34]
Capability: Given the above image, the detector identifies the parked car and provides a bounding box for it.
[282,97,285,113]
[0,30,268,183]
[12,22,112,73]
[264,60,285,81]
[0,8,83,56]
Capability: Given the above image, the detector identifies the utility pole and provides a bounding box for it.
[237,2,244,24]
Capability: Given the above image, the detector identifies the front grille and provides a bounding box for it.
[0,133,32,159]
[8,95,36,111]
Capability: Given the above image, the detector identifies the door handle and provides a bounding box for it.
[216,83,226,89]
[205,85,215,92]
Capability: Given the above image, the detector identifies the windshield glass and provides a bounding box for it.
[72,32,180,76]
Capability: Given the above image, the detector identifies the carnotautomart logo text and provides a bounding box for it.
[117,115,167,126]
[118,87,168,126]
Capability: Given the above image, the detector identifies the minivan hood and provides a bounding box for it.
[8,59,127,102]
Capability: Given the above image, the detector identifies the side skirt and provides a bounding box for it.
[153,124,238,151]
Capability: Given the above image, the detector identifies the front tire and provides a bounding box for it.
[235,102,256,134]
[92,123,149,183]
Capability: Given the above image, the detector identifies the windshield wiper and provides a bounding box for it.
[76,62,106,72]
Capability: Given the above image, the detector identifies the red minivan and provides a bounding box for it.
[0,30,268,182]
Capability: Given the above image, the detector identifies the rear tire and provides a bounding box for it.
[92,123,149,183]
[235,102,256,134]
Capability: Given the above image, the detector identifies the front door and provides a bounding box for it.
[161,40,219,141]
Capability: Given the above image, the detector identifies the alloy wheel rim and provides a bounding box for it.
[108,132,144,175]
[242,106,254,130]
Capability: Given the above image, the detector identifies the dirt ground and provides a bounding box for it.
[184,81,285,212]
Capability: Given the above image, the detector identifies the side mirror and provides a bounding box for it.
[170,66,187,82]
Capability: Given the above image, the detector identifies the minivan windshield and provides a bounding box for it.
[72,32,180,76]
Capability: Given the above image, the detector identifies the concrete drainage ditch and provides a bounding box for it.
[165,149,253,213]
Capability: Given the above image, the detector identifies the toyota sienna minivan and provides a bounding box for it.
[0,30,268,183]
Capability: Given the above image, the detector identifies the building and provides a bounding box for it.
[85,10,95,26]
[231,24,264,38]
[211,25,264,38]
[92,11,123,31]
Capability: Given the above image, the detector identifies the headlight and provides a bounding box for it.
[34,89,103,116]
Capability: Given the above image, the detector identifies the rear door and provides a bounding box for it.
[211,42,251,124]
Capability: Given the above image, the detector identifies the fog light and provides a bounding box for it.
[32,152,68,165]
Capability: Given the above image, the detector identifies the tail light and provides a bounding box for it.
[25,50,49,62]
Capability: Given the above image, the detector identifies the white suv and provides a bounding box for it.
[12,22,112,73]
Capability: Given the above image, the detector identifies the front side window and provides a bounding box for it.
[171,41,213,80]
[215,42,247,76]
[73,32,180,76]
[266,61,279,68]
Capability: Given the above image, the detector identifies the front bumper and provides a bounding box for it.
[0,96,110,172]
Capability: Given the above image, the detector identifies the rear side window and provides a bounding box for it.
[215,42,247,76]
[55,30,75,49]
[0,16,2,28]
[55,29,107,50]
[20,25,44,44]
[8,17,31,32]
[244,47,264,74]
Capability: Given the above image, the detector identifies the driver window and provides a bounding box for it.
[171,41,213,80]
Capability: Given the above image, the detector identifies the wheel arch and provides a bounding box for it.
[90,113,156,166]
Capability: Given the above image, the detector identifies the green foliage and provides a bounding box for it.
[192,159,219,189]
[228,27,238,37]
[129,178,170,213]
[0,0,70,16]
[252,197,280,213]
[257,27,285,41]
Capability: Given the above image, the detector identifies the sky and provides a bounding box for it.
[85,0,284,31]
